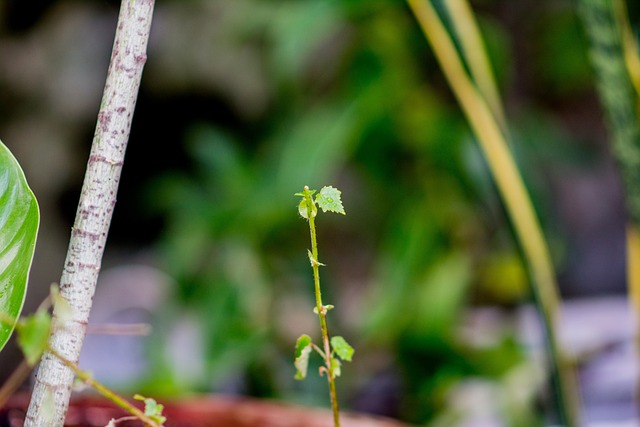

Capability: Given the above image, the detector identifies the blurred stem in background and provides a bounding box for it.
[406,0,581,425]
[578,0,640,401]
[444,0,507,131]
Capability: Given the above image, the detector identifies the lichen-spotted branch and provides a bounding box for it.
[25,1,155,425]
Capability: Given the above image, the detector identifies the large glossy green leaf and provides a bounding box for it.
[0,140,39,352]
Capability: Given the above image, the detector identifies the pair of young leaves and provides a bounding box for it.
[294,186,353,380]
[296,186,346,218]
[294,334,354,380]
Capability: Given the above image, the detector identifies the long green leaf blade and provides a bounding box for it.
[0,140,39,351]
[579,0,640,224]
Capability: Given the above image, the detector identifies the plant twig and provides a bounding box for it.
[47,346,161,427]
[25,1,155,425]
[406,1,581,425]
[86,323,152,336]
[301,186,341,427]
[0,301,159,424]
[0,291,55,410]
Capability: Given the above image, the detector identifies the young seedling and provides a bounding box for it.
[294,185,354,427]
[0,287,166,427]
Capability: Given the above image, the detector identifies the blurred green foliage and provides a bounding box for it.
[124,0,632,425]
[1,0,637,423]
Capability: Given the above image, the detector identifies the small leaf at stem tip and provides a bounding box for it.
[331,357,342,378]
[294,334,313,380]
[298,198,317,219]
[331,336,354,362]
[295,187,316,196]
[316,186,345,214]
[134,394,167,424]
[294,189,315,197]
[307,249,325,267]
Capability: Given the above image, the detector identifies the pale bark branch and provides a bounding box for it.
[25,1,155,425]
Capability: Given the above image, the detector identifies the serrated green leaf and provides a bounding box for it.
[135,394,167,424]
[0,141,40,352]
[316,186,345,214]
[16,309,51,366]
[331,336,354,362]
[294,334,313,380]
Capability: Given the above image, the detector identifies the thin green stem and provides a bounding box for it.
[48,346,161,427]
[0,296,161,426]
[303,186,340,427]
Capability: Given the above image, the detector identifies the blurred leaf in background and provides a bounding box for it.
[140,0,542,422]
[0,0,632,425]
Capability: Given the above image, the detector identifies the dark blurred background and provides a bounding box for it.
[0,0,637,425]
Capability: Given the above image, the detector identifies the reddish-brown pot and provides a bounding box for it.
[2,394,412,427]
